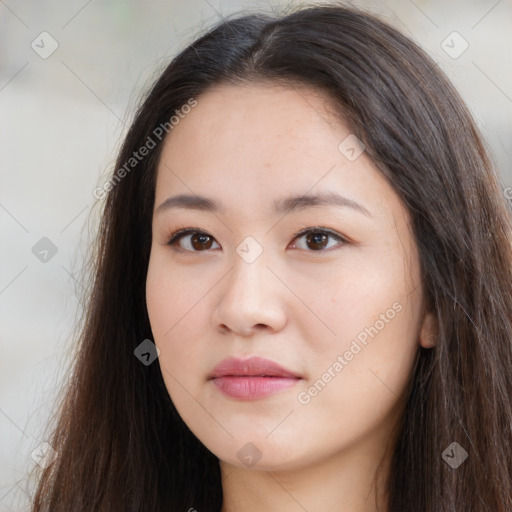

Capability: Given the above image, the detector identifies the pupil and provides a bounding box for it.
[307,232,327,250]
[192,234,212,250]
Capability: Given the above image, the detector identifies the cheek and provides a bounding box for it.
[146,252,202,338]
[303,256,411,348]
[294,298,419,447]
[145,254,210,389]
[146,261,176,340]
[301,251,421,396]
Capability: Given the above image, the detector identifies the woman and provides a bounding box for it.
[30,2,512,511]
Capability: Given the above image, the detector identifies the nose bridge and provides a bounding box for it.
[213,240,286,334]
[226,242,271,301]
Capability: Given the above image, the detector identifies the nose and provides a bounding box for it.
[211,251,288,337]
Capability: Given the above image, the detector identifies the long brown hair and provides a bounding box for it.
[30,2,512,510]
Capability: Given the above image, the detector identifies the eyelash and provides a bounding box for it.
[164,226,349,253]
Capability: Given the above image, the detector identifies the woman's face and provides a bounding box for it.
[146,82,434,471]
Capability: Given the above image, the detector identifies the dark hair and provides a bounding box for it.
[30,2,512,511]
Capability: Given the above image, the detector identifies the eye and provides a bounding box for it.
[165,226,348,253]
[166,227,221,252]
[289,227,348,252]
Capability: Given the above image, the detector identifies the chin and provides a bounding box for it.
[206,436,313,472]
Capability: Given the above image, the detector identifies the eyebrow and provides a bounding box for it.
[155,191,372,217]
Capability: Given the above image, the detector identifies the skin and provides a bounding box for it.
[145,82,436,512]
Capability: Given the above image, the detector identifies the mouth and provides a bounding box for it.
[211,375,300,400]
[208,356,302,400]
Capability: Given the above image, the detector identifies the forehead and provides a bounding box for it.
[154,82,395,219]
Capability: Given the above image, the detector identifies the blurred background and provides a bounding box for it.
[1,0,511,509]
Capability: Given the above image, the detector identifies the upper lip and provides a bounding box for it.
[208,356,301,379]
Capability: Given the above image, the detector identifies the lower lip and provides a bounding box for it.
[211,376,300,400]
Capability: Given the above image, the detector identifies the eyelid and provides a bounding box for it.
[165,226,217,251]
[290,226,349,245]
[166,226,205,242]
[164,225,351,253]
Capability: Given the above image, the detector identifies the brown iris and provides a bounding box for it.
[305,232,329,251]
[190,233,215,250]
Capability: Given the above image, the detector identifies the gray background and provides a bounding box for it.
[1,0,511,510]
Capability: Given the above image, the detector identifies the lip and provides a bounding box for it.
[208,356,302,400]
